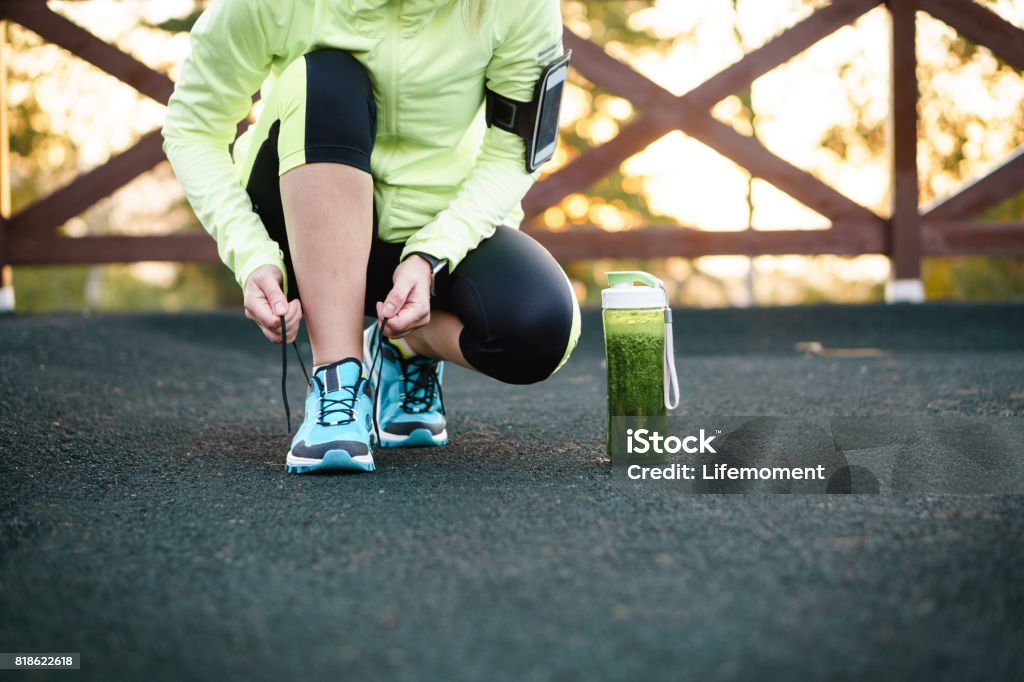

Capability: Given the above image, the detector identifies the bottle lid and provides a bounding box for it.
[601,271,667,309]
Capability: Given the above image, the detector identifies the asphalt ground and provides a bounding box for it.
[1,304,1023,681]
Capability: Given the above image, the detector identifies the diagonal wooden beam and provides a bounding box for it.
[536,6,886,225]
[672,101,885,225]
[5,0,174,104]
[919,0,1024,71]
[528,83,882,224]
[531,31,682,218]
[686,0,882,108]
[9,130,166,234]
[923,149,1024,220]
[563,28,668,111]
[524,111,675,220]
[566,0,882,111]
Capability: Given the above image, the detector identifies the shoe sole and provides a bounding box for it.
[285,449,376,474]
[379,428,449,449]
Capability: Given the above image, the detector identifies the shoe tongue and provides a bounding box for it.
[315,357,363,393]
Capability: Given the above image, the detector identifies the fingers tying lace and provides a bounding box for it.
[280,314,310,433]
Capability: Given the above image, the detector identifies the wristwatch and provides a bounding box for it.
[406,251,447,296]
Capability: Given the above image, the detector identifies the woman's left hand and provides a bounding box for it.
[378,256,433,338]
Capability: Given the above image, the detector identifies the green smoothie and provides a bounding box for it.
[603,307,668,462]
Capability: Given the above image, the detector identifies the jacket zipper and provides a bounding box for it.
[386,1,400,136]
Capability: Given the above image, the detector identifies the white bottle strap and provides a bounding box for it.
[664,307,679,410]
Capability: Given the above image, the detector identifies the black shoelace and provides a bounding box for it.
[311,372,359,426]
[280,314,310,433]
[398,356,444,414]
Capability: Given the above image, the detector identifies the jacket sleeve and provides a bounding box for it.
[400,0,564,270]
[162,0,289,291]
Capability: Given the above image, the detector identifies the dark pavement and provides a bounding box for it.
[1,304,1023,681]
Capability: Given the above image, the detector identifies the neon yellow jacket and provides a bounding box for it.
[163,0,564,291]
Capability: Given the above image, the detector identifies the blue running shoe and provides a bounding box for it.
[285,357,376,474]
[364,323,448,448]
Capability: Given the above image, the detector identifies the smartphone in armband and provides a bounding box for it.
[485,50,572,173]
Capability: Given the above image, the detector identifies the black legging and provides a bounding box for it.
[243,48,579,384]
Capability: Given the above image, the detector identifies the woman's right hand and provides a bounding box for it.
[243,265,302,344]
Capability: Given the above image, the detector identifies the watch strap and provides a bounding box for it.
[408,251,446,275]
[406,252,447,296]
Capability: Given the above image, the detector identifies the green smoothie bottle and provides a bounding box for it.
[602,271,680,463]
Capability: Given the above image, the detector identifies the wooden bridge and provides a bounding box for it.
[1,0,1022,304]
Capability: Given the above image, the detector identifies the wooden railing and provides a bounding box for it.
[1,0,1022,290]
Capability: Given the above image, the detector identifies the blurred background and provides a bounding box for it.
[3,0,1023,312]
